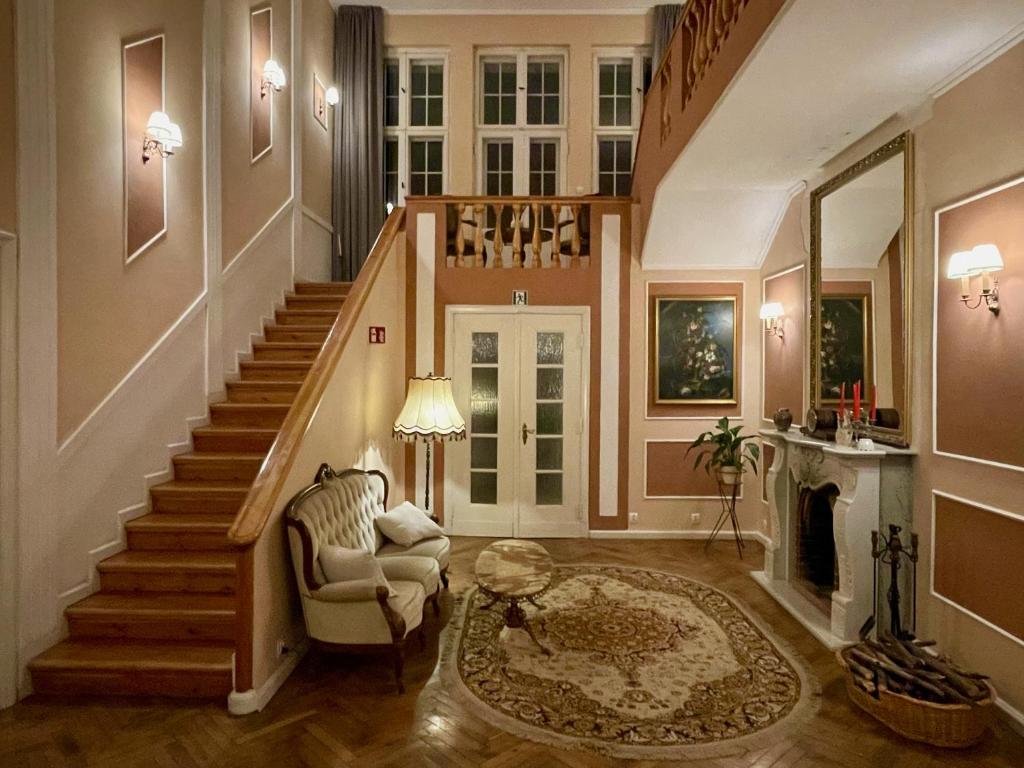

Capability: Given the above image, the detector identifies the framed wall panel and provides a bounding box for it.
[761,264,805,424]
[934,175,1024,471]
[122,34,166,263]
[250,6,273,162]
[931,491,1024,647]
[313,74,327,131]
[644,439,744,500]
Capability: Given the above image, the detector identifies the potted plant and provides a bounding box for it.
[687,417,760,486]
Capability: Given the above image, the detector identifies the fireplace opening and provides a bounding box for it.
[794,483,840,614]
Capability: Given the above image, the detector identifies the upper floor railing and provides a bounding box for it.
[411,195,628,270]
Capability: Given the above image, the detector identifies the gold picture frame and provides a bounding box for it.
[653,296,739,405]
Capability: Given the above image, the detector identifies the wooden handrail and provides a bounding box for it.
[227,209,407,547]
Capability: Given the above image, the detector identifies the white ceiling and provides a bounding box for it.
[642,0,1024,269]
[821,154,904,269]
[332,0,658,12]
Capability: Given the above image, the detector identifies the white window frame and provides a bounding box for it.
[384,48,449,205]
[475,48,569,196]
[592,47,650,195]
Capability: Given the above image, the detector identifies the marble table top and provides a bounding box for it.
[475,539,553,598]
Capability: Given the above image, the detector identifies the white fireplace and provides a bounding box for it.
[752,429,914,648]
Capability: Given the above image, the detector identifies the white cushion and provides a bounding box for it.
[375,502,444,547]
[319,545,385,585]
[377,537,450,571]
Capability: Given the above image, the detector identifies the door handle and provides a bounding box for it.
[522,423,536,445]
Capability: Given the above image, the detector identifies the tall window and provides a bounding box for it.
[383,49,448,209]
[593,49,650,196]
[476,49,567,196]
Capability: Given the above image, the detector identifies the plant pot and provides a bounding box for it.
[772,407,793,432]
[716,466,743,486]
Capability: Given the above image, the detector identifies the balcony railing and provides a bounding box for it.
[439,196,598,269]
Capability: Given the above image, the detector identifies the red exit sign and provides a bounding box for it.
[369,326,386,344]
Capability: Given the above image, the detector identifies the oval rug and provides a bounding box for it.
[442,564,820,761]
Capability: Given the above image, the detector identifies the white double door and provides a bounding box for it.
[446,309,588,538]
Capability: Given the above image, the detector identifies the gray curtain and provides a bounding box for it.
[332,6,384,281]
[652,4,683,71]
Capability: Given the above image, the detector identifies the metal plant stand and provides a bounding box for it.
[704,478,745,558]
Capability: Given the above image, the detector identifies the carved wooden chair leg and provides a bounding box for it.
[392,644,405,694]
[440,568,449,589]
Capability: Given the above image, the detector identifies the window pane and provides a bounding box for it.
[537,332,564,364]
[501,95,516,125]
[471,437,498,469]
[616,63,631,94]
[599,173,614,196]
[537,368,563,400]
[411,65,426,96]
[537,403,563,435]
[427,173,442,195]
[544,95,559,124]
[599,64,614,95]
[472,367,498,400]
[527,63,541,93]
[483,96,499,125]
[471,400,497,434]
[536,473,563,505]
[411,98,426,126]
[410,141,425,173]
[599,139,614,172]
[616,96,632,126]
[427,98,443,126]
[384,60,400,127]
[427,64,443,94]
[484,63,499,93]
[472,332,498,364]
[536,438,563,470]
[599,96,615,127]
[643,56,653,95]
[427,140,442,169]
[616,139,632,172]
[526,96,542,125]
[471,472,497,504]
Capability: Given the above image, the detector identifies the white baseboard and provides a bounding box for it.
[228,639,309,716]
[590,529,771,548]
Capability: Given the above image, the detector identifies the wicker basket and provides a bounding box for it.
[836,649,995,748]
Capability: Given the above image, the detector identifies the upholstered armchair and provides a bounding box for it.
[285,464,448,692]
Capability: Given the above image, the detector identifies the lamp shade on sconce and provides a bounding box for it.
[325,86,339,106]
[145,111,172,141]
[162,122,183,152]
[393,376,466,442]
[759,302,784,321]
[948,245,1004,278]
[946,250,976,279]
[262,59,286,91]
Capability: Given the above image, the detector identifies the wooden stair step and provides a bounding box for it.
[97,551,238,594]
[293,281,351,295]
[239,360,312,382]
[275,308,339,326]
[192,426,278,453]
[29,640,234,698]
[173,452,266,482]
[150,481,250,515]
[251,342,323,361]
[225,380,302,403]
[283,293,346,311]
[263,324,331,343]
[66,592,237,642]
[126,514,236,550]
[209,401,291,426]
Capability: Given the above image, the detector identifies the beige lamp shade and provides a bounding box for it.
[393,376,466,443]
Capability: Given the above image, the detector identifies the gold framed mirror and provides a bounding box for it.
[809,132,914,448]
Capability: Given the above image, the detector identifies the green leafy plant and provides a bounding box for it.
[686,417,760,476]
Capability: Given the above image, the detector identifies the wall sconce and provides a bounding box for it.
[947,244,1003,315]
[261,59,286,98]
[142,110,183,163]
[760,301,785,337]
[325,86,339,107]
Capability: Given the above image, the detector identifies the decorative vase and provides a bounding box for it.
[772,408,793,432]
[717,466,743,486]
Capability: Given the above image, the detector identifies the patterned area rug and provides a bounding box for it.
[442,564,819,761]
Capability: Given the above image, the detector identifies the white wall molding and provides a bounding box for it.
[228,639,309,715]
[203,0,225,397]
[290,0,303,281]
[222,196,296,279]
[641,438,747,501]
[301,205,334,233]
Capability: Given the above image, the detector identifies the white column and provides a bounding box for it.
[415,213,436,509]
[599,215,620,517]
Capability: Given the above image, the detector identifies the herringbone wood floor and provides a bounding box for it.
[2,538,1022,767]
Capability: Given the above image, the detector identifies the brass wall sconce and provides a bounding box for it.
[760,301,785,337]
[260,59,286,98]
[947,244,1003,315]
[142,110,183,163]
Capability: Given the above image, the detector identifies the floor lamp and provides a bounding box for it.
[393,375,466,520]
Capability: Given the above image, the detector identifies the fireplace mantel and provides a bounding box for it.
[752,429,914,648]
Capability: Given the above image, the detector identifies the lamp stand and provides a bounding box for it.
[423,440,438,522]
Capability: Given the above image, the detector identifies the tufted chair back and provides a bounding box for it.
[288,470,387,585]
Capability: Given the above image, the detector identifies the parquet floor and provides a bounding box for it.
[2,538,1022,767]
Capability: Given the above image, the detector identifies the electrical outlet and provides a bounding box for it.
[690,512,701,526]
[628,512,639,523]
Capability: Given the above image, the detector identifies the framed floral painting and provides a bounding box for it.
[819,292,872,403]
[654,297,738,404]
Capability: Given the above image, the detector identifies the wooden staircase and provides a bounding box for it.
[29,281,349,698]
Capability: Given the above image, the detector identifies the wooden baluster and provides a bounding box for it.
[455,202,466,267]
[473,203,485,267]
[511,203,523,267]
[571,204,582,268]
[549,202,561,268]
[492,203,505,268]
[530,202,542,268]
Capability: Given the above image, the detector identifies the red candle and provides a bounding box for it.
[870,385,877,423]
[853,381,861,422]
[839,382,846,419]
